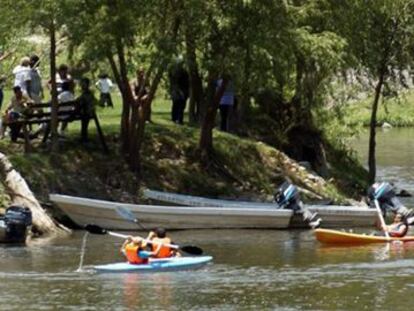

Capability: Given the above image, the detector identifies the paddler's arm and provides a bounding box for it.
[146,231,156,240]
[131,236,147,247]
[120,236,133,254]
[149,243,162,257]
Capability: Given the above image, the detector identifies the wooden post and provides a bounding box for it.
[93,113,109,153]
[23,124,32,153]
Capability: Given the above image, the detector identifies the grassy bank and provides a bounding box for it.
[0,90,366,211]
[344,90,414,127]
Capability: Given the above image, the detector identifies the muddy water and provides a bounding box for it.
[0,229,414,310]
[2,128,414,310]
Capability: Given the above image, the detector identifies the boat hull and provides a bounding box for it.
[94,256,213,273]
[315,228,414,244]
[49,194,293,230]
[143,189,377,228]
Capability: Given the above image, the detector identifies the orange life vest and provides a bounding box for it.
[124,242,147,264]
[151,237,172,258]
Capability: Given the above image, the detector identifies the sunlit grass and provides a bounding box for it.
[0,86,356,203]
[344,90,414,127]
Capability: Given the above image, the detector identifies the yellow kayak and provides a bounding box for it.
[315,228,414,244]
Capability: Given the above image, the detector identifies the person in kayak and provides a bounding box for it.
[147,227,180,258]
[368,182,414,225]
[382,213,409,238]
[121,236,155,264]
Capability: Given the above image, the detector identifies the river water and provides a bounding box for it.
[2,128,414,310]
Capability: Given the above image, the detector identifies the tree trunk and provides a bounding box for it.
[199,77,228,152]
[368,73,385,183]
[237,44,252,128]
[116,39,133,154]
[127,15,181,174]
[130,64,167,174]
[49,20,59,152]
[185,28,203,124]
[0,153,69,236]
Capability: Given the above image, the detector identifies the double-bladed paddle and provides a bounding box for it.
[84,224,203,255]
[115,206,148,231]
[374,199,390,239]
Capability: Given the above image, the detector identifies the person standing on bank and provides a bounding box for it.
[26,55,43,105]
[168,60,189,125]
[217,76,234,132]
[76,77,97,143]
[58,81,75,135]
[12,57,31,95]
[52,64,74,95]
[95,73,114,108]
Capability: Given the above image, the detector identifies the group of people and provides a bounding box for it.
[168,59,235,131]
[1,51,239,140]
[119,213,409,267]
[0,52,117,142]
[121,227,180,264]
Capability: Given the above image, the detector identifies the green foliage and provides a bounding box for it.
[2,0,414,196]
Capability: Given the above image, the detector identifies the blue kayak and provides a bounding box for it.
[94,256,213,273]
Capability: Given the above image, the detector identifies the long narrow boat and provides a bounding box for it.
[94,256,213,273]
[49,194,293,230]
[143,189,378,228]
[315,228,414,244]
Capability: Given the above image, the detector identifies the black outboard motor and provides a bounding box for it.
[367,182,414,224]
[274,182,302,211]
[274,182,321,228]
[0,205,32,243]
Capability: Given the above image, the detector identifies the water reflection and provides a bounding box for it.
[0,229,413,310]
[352,128,414,206]
[121,273,173,311]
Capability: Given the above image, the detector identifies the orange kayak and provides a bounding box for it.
[315,228,414,244]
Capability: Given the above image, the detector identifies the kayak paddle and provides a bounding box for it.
[115,206,204,255]
[115,206,147,231]
[84,224,203,255]
[374,199,390,239]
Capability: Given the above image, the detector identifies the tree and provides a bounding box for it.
[65,0,181,174]
[334,0,414,183]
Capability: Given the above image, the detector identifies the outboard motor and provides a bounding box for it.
[274,182,302,211]
[274,182,321,228]
[0,205,32,243]
[368,182,414,224]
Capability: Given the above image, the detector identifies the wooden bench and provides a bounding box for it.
[4,101,108,153]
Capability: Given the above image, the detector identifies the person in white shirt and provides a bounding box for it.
[12,57,31,95]
[58,81,75,135]
[27,55,43,104]
[49,64,74,95]
[95,73,114,108]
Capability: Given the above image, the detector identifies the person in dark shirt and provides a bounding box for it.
[76,77,97,142]
[169,60,189,125]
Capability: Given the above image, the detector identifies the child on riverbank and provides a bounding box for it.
[95,73,113,108]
